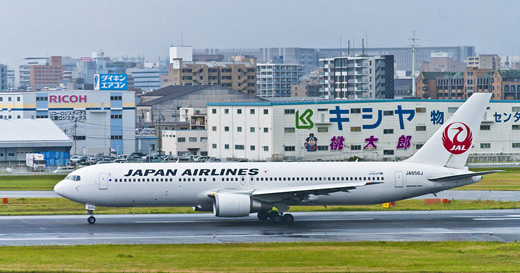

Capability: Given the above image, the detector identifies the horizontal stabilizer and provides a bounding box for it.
[428,170,502,182]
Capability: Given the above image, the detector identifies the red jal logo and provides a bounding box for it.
[442,122,473,154]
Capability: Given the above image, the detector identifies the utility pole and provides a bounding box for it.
[410,31,418,97]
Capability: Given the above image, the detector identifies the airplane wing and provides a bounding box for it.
[250,181,382,203]
[428,170,502,182]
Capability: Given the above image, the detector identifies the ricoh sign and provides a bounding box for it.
[49,95,87,103]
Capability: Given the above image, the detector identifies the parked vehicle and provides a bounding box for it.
[52,165,76,174]
[26,153,46,172]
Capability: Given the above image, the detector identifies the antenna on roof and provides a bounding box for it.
[348,40,350,56]
[362,38,365,56]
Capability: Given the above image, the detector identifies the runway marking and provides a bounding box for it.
[0,230,503,242]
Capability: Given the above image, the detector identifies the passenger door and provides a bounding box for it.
[394,171,404,188]
[99,173,108,190]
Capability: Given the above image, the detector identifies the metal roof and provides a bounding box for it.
[0,119,72,148]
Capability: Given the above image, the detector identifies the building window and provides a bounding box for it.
[250,145,256,151]
[263,146,269,152]
[448,107,458,113]
[513,125,520,130]
[480,143,491,149]
[351,108,361,114]
[224,109,229,114]
[263,109,269,115]
[263,127,269,133]
[416,126,426,131]
[513,143,520,148]
[250,127,255,133]
[178,137,186,142]
[110,114,122,119]
[200,137,207,142]
[284,127,295,133]
[416,107,426,113]
[480,125,490,130]
[73,136,86,140]
[235,145,245,150]
[284,146,295,152]
[416,144,424,149]
[383,150,394,155]
[237,109,242,114]
[383,129,394,134]
[225,144,229,149]
[212,126,217,131]
[351,127,361,132]
[284,109,295,114]
[351,145,361,151]
[318,127,328,132]
[250,109,255,114]
[110,96,122,101]
[237,127,242,132]
[212,144,217,149]
[212,109,217,114]
[318,145,328,151]
[110,135,122,140]
[383,110,394,116]
[224,126,230,132]
[512,107,520,112]
[189,137,197,142]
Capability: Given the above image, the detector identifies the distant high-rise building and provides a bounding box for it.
[420,52,466,72]
[319,55,394,99]
[257,63,303,97]
[129,60,169,91]
[466,54,501,69]
[0,64,7,91]
[195,46,475,76]
[19,57,48,90]
[162,56,257,96]
[30,56,64,91]
[7,69,15,90]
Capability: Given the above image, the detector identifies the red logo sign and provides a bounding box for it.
[442,122,473,154]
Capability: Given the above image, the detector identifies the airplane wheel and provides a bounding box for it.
[282,214,294,224]
[269,211,282,223]
[87,216,96,224]
[257,210,269,221]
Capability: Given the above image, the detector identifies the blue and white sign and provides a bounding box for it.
[94,74,128,90]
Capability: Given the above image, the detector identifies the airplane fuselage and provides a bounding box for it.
[56,161,479,208]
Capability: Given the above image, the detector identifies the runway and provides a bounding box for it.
[0,210,519,246]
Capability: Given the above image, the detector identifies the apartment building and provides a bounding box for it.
[319,55,394,99]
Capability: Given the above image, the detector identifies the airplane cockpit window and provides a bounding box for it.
[65,175,81,181]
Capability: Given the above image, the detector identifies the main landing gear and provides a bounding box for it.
[257,210,294,224]
[85,204,96,224]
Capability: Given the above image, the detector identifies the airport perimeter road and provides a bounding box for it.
[0,210,519,246]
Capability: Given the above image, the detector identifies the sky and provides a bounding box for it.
[1,0,519,68]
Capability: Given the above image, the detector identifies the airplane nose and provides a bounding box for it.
[54,181,66,197]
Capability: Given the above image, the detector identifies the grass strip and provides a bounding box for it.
[1,198,519,216]
[0,175,65,191]
[0,242,519,272]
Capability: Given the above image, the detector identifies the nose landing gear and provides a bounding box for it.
[85,204,96,224]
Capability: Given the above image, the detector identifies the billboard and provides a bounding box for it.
[94,74,127,90]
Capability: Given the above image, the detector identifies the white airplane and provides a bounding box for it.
[55,93,498,224]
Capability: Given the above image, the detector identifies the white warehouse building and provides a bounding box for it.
[208,98,520,162]
[0,90,136,155]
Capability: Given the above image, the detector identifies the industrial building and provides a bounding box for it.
[208,98,520,162]
[0,119,72,165]
[0,90,135,155]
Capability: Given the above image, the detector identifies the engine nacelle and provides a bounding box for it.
[213,193,270,217]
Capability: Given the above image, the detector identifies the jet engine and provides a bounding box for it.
[213,193,271,217]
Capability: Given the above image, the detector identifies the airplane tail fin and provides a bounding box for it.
[405,93,492,169]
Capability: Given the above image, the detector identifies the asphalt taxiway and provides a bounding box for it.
[0,210,519,246]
